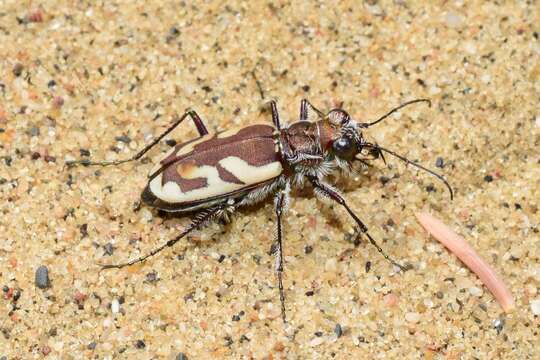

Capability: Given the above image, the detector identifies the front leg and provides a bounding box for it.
[299,99,324,121]
[266,100,281,130]
[308,176,407,271]
[273,186,289,323]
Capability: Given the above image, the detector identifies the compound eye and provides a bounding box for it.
[332,137,355,158]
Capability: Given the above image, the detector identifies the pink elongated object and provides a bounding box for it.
[416,212,515,312]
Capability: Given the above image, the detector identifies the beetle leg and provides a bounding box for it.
[100,203,228,269]
[67,110,209,167]
[308,177,408,272]
[273,188,288,323]
[299,99,324,121]
[269,100,282,130]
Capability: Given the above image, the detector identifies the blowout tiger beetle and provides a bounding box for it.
[68,98,453,322]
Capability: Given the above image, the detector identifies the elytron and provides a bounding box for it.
[70,98,452,322]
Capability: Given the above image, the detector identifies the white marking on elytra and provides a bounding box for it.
[219,156,282,184]
[149,156,283,203]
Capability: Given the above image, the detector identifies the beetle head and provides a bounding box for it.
[323,99,454,200]
[323,108,369,163]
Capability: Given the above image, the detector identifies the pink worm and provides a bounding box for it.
[416,212,515,312]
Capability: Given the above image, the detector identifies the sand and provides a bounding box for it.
[0,1,538,358]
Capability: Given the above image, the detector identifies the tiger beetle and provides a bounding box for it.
[68,98,453,323]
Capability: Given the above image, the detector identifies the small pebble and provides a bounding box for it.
[135,339,145,349]
[176,353,188,360]
[87,342,97,350]
[309,336,325,347]
[484,175,493,182]
[111,298,120,314]
[435,157,444,168]
[445,11,463,28]
[334,324,343,338]
[530,299,540,315]
[103,243,114,256]
[383,293,398,307]
[41,345,51,356]
[52,96,64,108]
[165,139,177,147]
[493,317,505,334]
[140,208,153,223]
[35,265,50,289]
[115,134,131,143]
[145,271,158,283]
[468,286,483,297]
[29,126,40,136]
[12,63,24,77]
[405,312,420,323]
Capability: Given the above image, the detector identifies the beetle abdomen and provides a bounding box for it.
[144,124,283,208]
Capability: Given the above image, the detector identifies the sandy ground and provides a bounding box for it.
[0,1,539,359]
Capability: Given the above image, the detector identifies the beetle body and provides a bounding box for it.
[141,106,363,214]
[74,98,452,323]
[142,124,284,212]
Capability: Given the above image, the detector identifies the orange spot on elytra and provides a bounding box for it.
[176,161,198,178]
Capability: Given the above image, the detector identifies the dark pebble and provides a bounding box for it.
[239,334,250,343]
[176,353,188,360]
[379,176,391,185]
[135,339,145,349]
[334,324,343,338]
[484,174,493,182]
[29,126,40,136]
[44,155,56,163]
[169,26,180,36]
[13,289,21,302]
[217,254,226,263]
[435,157,444,168]
[426,184,436,193]
[304,245,313,254]
[165,139,177,147]
[35,265,50,289]
[232,314,240,321]
[79,148,91,157]
[47,80,56,88]
[103,243,114,256]
[305,290,314,296]
[115,134,131,143]
[358,336,366,343]
[80,224,88,238]
[31,152,41,160]
[87,342,97,350]
[436,291,444,299]
[302,85,310,92]
[224,336,233,346]
[494,317,505,334]
[365,261,372,273]
[145,271,158,283]
[13,63,24,77]
[314,331,323,337]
